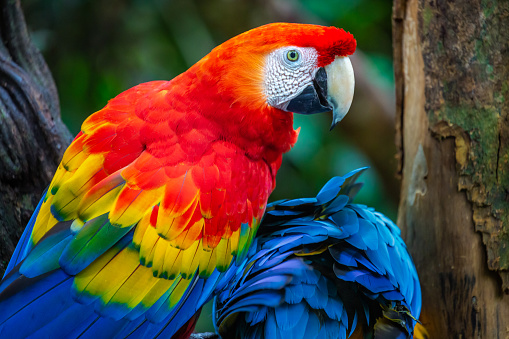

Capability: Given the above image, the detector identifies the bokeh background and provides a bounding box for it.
[22,0,396,332]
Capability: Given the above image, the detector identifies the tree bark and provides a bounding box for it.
[394,0,509,337]
[0,0,72,276]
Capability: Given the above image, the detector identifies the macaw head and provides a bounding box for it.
[200,23,356,130]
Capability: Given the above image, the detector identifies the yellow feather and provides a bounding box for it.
[74,246,136,297]
[48,165,74,194]
[215,237,233,272]
[294,246,329,256]
[143,239,160,269]
[106,265,160,308]
[109,186,164,227]
[156,176,200,238]
[60,133,86,169]
[168,277,192,309]
[229,227,240,256]
[32,207,59,245]
[61,153,105,196]
[78,185,122,222]
[51,154,106,220]
[100,265,146,306]
[245,220,258,254]
[138,225,158,265]
[180,240,201,278]
[32,198,53,244]
[198,246,216,277]
[133,212,151,248]
[169,217,204,249]
[237,224,253,258]
[163,245,183,280]
[150,239,168,277]
[158,197,199,240]
[62,149,88,172]
[140,277,179,309]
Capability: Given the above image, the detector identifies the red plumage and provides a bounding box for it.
[0,22,357,339]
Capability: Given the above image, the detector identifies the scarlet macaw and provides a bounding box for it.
[0,23,356,338]
[214,168,424,339]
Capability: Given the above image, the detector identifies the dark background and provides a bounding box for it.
[22,0,396,331]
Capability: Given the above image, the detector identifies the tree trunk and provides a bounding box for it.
[0,0,72,276]
[393,0,509,337]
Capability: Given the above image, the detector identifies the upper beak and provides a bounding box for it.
[285,56,355,130]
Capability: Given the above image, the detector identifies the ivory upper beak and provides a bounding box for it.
[325,56,355,129]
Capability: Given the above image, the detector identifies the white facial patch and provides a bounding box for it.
[263,47,318,109]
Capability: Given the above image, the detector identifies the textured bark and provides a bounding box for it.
[0,0,72,276]
[394,0,509,337]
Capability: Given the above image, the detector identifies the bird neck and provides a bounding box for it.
[173,62,299,166]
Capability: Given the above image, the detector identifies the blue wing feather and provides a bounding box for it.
[3,193,46,278]
[215,168,422,338]
[1,202,224,339]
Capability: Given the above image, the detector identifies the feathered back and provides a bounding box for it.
[214,168,422,339]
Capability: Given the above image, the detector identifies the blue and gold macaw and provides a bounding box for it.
[214,168,425,339]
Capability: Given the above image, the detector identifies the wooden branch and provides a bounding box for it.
[394,0,509,336]
[0,0,72,276]
[190,333,218,339]
[392,0,406,177]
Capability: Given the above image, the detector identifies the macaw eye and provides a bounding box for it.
[286,50,300,62]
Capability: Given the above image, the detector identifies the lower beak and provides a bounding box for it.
[285,56,355,130]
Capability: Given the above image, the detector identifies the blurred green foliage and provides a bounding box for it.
[23,0,395,333]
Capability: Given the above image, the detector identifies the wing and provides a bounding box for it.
[0,81,272,338]
[215,168,422,339]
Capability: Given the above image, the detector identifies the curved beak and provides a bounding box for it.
[286,56,355,130]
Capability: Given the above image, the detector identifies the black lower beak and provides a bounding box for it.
[285,68,332,115]
[283,56,355,130]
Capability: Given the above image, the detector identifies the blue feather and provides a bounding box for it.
[19,228,72,278]
[264,311,278,339]
[324,318,343,339]
[277,198,317,207]
[382,290,404,301]
[322,195,349,215]
[0,271,74,338]
[215,168,422,339]
[304,276,329,309]
[274,302,306,331]
[245,307,267,325]
[3,192,46,278]
[229,275,291,302]
[323,296,344,322]
[331,209,359,237]
[374,218,396,247]
[284,283,305,304]
[357,218,379,251]
[316,176,345,204]
[291,310,310,339]
[349,308,358,337]
[32,304,97,338]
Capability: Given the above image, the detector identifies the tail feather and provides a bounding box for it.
[30,303,97,338]
[0,270,74,338]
